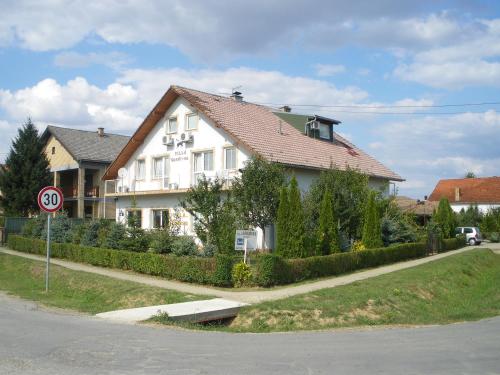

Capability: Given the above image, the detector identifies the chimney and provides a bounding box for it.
[455,187,460,202]
[231,91,243,102]
[97,127,104,137]
[280,105,291,113]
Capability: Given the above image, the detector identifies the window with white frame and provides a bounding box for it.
[167,117,178,134]
[193,150,214,183]
[152,209,169,229]
[224,147,236,170]
[136,159,146,180]
[319,123,330,140]
[186,113,198,130]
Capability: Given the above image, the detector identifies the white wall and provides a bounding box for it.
[451,203,500,214]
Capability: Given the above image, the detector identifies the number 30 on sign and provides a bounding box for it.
[37,186,64,213]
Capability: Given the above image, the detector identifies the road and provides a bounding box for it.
[1,293,499,375]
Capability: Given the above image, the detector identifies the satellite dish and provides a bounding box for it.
[118,168,128,178]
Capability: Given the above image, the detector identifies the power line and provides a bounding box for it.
[254,100,500,109]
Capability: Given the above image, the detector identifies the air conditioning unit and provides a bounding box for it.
[309,121,320,130]
[169,182,179,190]
[186,132,194,143]
[162,135,174,146]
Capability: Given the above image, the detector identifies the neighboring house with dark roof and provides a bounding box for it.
[103,86,403,248]
[41,126,130,219]
[428,176,500,213]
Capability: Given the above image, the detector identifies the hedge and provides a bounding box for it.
[253,242,429,286]
[7,235,233,286]
[440,237,465,253]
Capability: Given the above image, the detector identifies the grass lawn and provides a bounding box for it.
[0,253,205,314]
[159,249,500,333]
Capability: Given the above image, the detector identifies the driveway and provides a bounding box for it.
[1,293,499,375]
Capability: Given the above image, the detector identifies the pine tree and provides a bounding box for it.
[434,197,456,238]
[362,191,383,249]
[317,190,339,255]
[287,176,306,257]
[276,185,290,257]
[0,119,51,216]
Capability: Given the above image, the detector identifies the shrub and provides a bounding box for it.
[21,214,46,238]
[171,236,198,256]
[232,262,253,287]
[253,253,290,287]
[362,191,383,249]
[212,254,235,286]
[351,240,366,251]
[149,229,174,254]
[70,222,87,244]
[441,236,464,252]
[489,232,500,243]
[104,222,127,249]
[80,220,101,247]
[45,214,72,243]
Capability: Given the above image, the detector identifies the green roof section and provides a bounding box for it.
[273,112,312,133]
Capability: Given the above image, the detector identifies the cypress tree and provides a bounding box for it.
[434,198,456,238]
[288,176,306,257]
[0,119,51,216]
[317,190,339,255]
[362,191,383,248]
[276,185,290,257]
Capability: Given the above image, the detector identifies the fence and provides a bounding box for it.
[4,217,30,242]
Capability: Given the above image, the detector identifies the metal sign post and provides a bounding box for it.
[37,186,64,293]
[235,230,257,264]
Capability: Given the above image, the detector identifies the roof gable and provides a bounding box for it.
[42,126,130,164]
[428,177,500,204]
[103,85,403,181]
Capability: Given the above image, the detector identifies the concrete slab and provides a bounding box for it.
[96,298,249,324]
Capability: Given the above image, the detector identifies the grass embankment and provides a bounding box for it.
[158,249,500,332]
[0,253,205,314]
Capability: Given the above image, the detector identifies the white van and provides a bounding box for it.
[455,227,482,246]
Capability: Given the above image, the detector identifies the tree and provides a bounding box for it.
[275,186,290,256]
[287,176,306,257]
[180,175,237,253]
[362,191,383,248]
[232,156,285,248]
[0,119,51,216]
[457,205,482,227]
[304,167,369,241]
[433,197,456,238]
[464,171,476,178]
[317,189,339,255]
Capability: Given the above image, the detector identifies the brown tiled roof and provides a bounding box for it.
[428,177,500,204]
[104,85,402,181]
[395,196,437,216]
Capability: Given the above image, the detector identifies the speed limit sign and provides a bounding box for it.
[37,186,64,213]
[37,186,64,292]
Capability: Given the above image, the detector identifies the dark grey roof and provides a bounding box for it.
[43,125,130,163]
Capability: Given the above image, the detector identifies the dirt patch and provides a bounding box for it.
[346,299,381,321]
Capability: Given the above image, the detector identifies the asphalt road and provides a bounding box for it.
[1,294,499,375]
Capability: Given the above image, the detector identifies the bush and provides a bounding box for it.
[45,214,72,243]
[489,232,500,243]
[104,222,127,249]
[232,262,253,287]
[441,236,465,252]
[80,220,101,247]
[8,235,218,285]
[171,236,198,256]
[253,242,428,287]
[351,240,366,252]
[149,229,174,254]
[21,214,46,238]
[212,254,235,286]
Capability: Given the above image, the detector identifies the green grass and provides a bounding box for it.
[0,253,205,314]
[159,249,500,332]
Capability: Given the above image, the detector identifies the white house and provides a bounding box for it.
[429,176,500,213]
[103,86,403,248]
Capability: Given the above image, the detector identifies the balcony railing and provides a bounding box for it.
[60,186,100,198]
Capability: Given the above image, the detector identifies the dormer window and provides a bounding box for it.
[319,123,330,140]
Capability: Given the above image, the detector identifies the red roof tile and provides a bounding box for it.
[104,86,402,181]
[428,177,500,204]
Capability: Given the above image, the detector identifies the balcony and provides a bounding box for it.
[61,186,100,198]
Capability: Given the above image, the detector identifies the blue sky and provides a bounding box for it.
[1,0,500,198]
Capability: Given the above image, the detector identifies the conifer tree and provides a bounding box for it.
[276,185,290,256]
[0,119,51,216]
[362,191,383,248]
[434,197,456,238]
[317,190,339,255]
[287,176,306,257]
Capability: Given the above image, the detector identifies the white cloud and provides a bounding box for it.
[54,51,131,69]
[314,64,346,77]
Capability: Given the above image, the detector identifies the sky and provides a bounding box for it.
[1,0,500,199]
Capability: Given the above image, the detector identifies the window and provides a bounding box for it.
[127,210,142,228]
[186,113,198,130]
[319,123,330,139]
[51,146,55,155]
[152,209,169,229]
[167,117,178,133]
[194,151,213,172]
[136,159,145,180]
[464,228,473,234]
[224,147,236,170]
